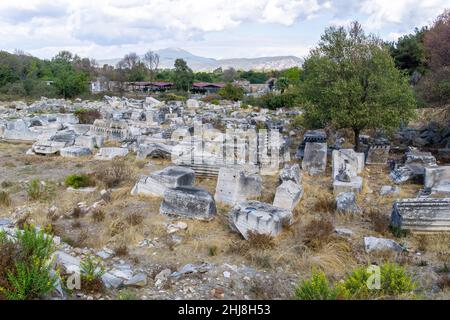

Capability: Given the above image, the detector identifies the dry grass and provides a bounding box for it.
[365,208,390,234]
[0,190,12,207]
[299,217,335,249]
[312,194,335,214]
[91,209,105,223]
[94,158,133,188]
[247,231,275,250]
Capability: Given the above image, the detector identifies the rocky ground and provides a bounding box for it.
[0,140,449,300]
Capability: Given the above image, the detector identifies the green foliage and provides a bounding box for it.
[239,70,269,84]
[300,22,416,149]
[281,67,301,85]
[16,225,55,261]
[172,59,194,92]
[74,108,101,124]
[218,83,244,101]
[0,224,57,300]
[294,269,342,300]
[80,255,105,283]
[117,289,138,300]
[64,174,94,189]
[294,263,416,300]
[3,259,57,300]
[0,190,11,207]
[339,263,416,299]
[388,27,428,75]
[257,92,297,109]
[275,77,290,93]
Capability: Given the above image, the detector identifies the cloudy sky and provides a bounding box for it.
[0,0,447,60]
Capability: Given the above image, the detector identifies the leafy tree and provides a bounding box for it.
[281,67,301,85]
[416,9,450,106]
[388,27,427,76]
[275,77,289,93]
[239,70,269,84]
[300,22,416,151]
[218,83,244,101]
[172,58,194,91]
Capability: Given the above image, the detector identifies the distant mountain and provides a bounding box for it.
[98,48,302,71]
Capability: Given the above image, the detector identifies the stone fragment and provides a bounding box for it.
[60,146,92,157]
[228,201,292,239]
[214,167,262,205]
[279,163,302,184]
[131,166,195,197]
[94,147,129,160]
[380,185,400,196]
[333,176,363,194]
[366,145,390,164]
[160,187,216,221]
[302,142,327,175]
[424,166,450,193]
[391,198,450,232]
[336,192,361,214]
[124,273,147,287]
[364,236,404,253]
[273,180,303,211]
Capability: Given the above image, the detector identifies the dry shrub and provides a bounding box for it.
[71,220,82,229]
[91,209,105,223]
[313,194,335,213]
[71,206,83,219]
[438,275,450,290]
[301,217,334,249]
[309,241,357,275]
[73,229,89,248]
[247,231,275,250]
[0,190,12,207]
[249,277,291,299]
[125,212,144,226]
[108,219,127,237]
[95,158,132,188]
[366,208,390,234]
[114,244,128,257]
[81,278,104,294]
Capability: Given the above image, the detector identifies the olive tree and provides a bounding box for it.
[300,22,416,150]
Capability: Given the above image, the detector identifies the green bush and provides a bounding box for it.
[218,83,244,101]
[339,263,416,299]
[16,225,55,261]
[80,255,105,283]
[294,263,416,300]
[0,225,57,300]
[294,269,342,300]
[64,174,94,189]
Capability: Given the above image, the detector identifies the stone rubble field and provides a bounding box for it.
[0,96,449,300]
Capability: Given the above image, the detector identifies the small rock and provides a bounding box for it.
[124,273,147,287]
[364,236,404,253]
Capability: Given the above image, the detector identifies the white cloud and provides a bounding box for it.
[0,0,448,59]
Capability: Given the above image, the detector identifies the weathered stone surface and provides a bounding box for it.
[137,143,173,159]
[390,166,416,184]
[279,163,302,184]
[302,142,327,175]
[53,251,81,274]
[296,130,327,159]
[60,146,92,158]
[336,192,361,213]
[391,198,450,232]
[32,140,68,155]
[187,99,200,108]
[124,273,147,287]
[94,147,128,160]
[160,187,216,220]
[229,201,292,239]
[131,166,195,197]
[333,176,363,194]
[75,135,100,149]
[101,272,124,289]
[380,185,400,196]
[364,236,404,253]
[366,145,390,164]
[332,149,364,179]
[424,166,450,193]
[214,168,262,205]
[273,180,303,211]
